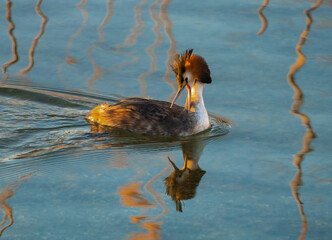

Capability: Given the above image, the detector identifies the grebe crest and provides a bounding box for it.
[172,49,211,88]
[86,49,213,136]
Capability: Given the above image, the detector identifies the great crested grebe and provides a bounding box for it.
[86,49,212,136]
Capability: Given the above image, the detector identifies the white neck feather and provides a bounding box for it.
[185,81,210,133]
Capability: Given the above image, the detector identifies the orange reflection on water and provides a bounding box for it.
[118,182,154,207]
[86,0,115,89]
[160,0,177,97]
[67,0,88,53]
[66,56,78,64]
[0,174,33,237]
[58,0,88,84]
[20,0,48,74]
[144,166,170,220]
[0,186,15,237]
[103,0,148,76]
[85,48,103,90]
[257,0,269,36]
[99,0,114,43]
[117,0,149,48]
[137,0,164,96]
[1,0,19,83]
[287,1,322,239]
[126,221,161,240]
[118,165,170,240]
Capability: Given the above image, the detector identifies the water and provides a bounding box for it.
[0,0,331,239]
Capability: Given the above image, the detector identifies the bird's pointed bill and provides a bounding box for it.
[170,83,187,108]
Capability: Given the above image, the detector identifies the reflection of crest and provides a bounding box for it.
[164,159,205,212]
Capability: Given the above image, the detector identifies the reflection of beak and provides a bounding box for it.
[184,156,188,170]
[168,157,180,171]
[170,82,187,108]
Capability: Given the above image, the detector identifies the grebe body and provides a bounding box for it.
[86,49,212,136]
[86,98,195,136]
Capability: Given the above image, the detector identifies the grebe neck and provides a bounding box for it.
[185,81,210,131]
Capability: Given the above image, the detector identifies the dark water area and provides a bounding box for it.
[0,0,332,239]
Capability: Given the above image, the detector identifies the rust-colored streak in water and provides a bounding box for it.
[20,0,48,74]
[160,0,177,96]
[257,0,269,35]
[106,0,148,75]
[86,0,115,89]
[126,221,161,240]
[144,165,170,221]
[118,182,154,207]
[1,0,19,82]
[57,0,88,85]
[0,174,33,237]
[287,1,322,239]
[98,0,114,43]
[120,0,149,48]
[67,0,88,52]
[137,0,164,96]
[0,186,15,237]
[123,165,170,240]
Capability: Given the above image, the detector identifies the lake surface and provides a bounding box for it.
[1,0,332,239]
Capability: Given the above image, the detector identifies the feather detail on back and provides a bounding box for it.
[86,98,196,136]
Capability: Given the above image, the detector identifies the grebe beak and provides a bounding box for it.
[170,82,187,108]
[168,157,180,171]
[184,156,188,171]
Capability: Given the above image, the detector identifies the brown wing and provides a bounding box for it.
[87,98,195,136]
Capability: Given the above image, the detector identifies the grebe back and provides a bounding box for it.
[86,49,212,136]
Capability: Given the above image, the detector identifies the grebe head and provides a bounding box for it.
[170,49,212,108]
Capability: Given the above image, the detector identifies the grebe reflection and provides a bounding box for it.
[164,136,207,212]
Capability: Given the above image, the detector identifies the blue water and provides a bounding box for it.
[0,0,332,239]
